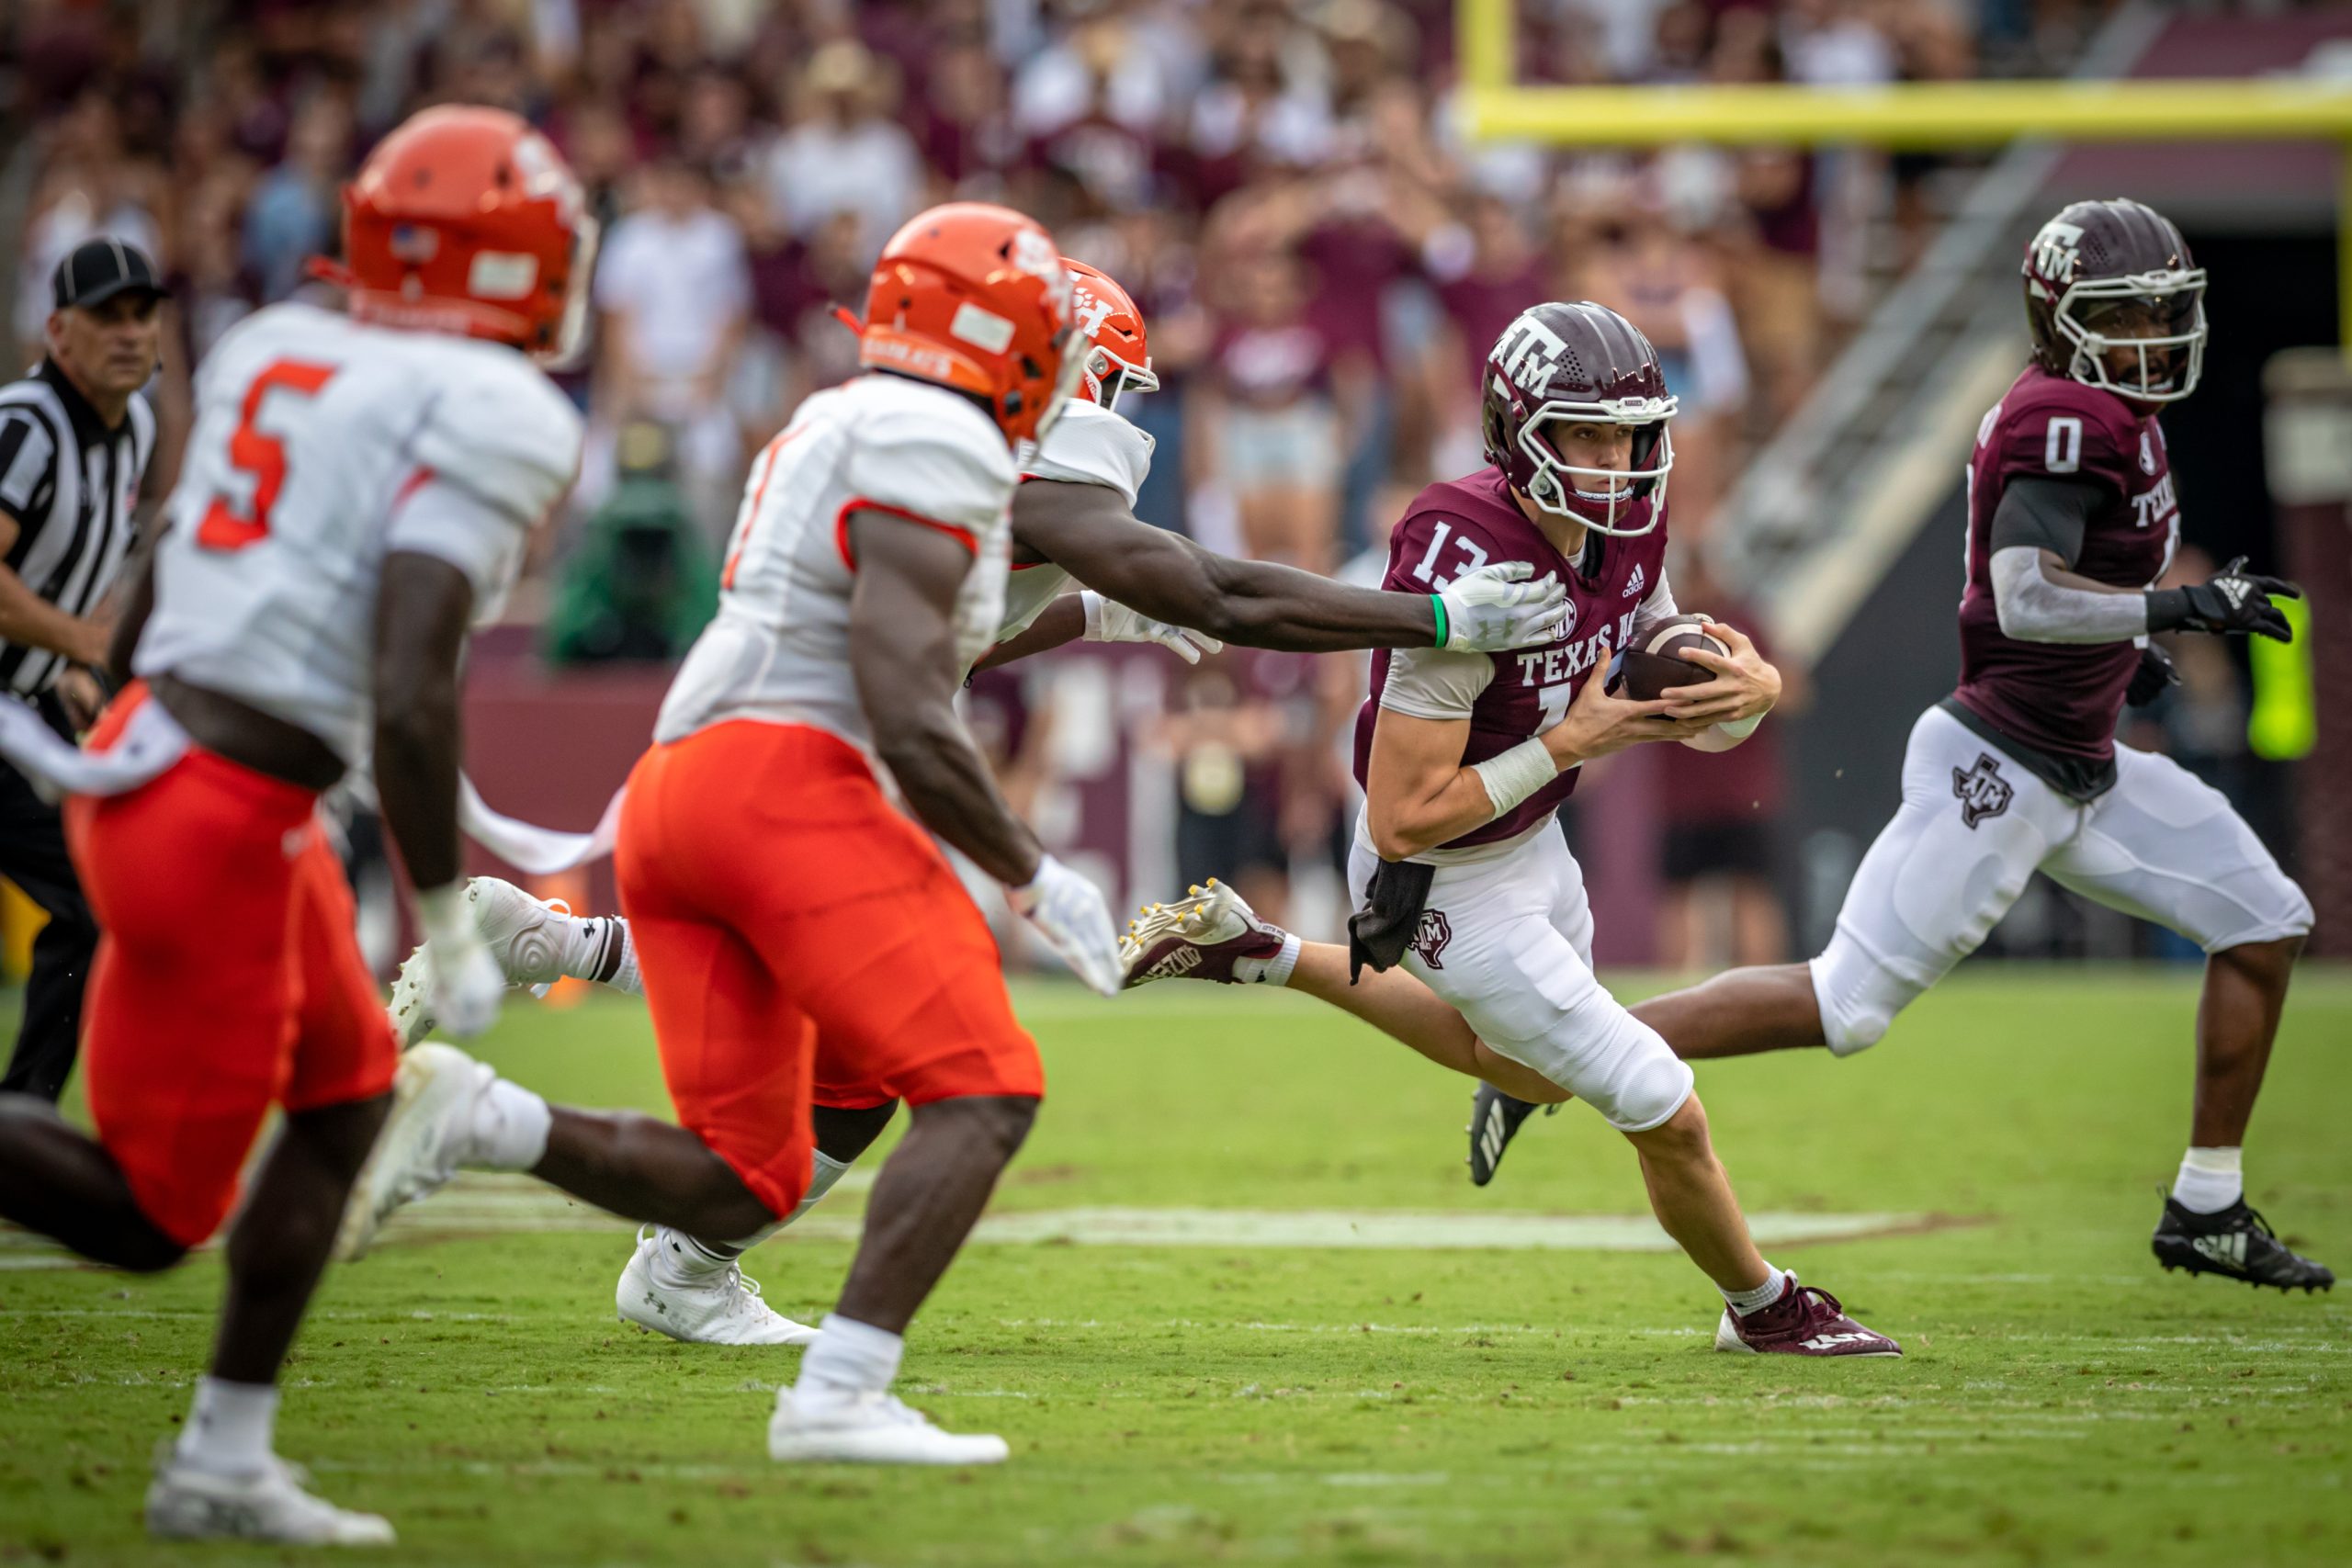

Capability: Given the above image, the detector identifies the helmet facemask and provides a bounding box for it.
[1517,396,1678,536]
[1084,343,1159,413]
[2054,271,2206,403]
[539,212,601,369]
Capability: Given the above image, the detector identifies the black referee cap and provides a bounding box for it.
[51,238,166,311]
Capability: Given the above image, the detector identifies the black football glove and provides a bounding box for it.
[2125,642,2180,706]
[2145,556,2299,641]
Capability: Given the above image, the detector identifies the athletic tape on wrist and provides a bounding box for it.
[1470,737,1556,818]
[1080,590,1107,641]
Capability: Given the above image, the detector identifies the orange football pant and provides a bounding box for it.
[63,684,397,1248]
[615,720,1041,1220]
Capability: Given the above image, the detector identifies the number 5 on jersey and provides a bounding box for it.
[198,359,338,551]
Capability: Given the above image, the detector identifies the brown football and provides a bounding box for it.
[1607,614,1728,702]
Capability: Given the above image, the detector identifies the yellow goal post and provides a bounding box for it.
[1453,0,2352,359]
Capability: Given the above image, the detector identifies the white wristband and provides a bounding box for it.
[1470,737,1558,818]
[1716,712,1765,741]
[1079,590,1108,641]
[416,881,475,951]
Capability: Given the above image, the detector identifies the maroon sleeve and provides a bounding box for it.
[1993,383,2139,500]
[1381,506,1507,594]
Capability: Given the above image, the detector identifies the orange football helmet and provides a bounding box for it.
[1063,259,1158,412]
[315,106,595,363]
[855,203,1078,446]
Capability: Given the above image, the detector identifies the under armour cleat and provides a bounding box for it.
[1117,879,1290,988]
[2152,1196,2335,1292]
[616,1226,820,1346]
[389,876,616,1047]
[147,1453,395,1546]
[768,1390,1009,1466]
[1713,1277,1902,1358]
[1466,1082,1555,1187]
[335,1043,493,1260]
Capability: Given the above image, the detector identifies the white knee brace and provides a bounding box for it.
[1810,931,1924,1058]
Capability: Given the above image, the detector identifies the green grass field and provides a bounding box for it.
[3,967,2348,1566]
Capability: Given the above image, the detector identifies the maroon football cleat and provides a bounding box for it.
[1713,1277,1902,1358]
[1118,880,1290,988]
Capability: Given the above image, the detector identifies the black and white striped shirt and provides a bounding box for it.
[0,360,153,696]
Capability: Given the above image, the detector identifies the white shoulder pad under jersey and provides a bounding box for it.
[1022,400,1154,509]
[655,374,1017,751]
[135,304,581,764]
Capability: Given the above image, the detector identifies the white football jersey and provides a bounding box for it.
[137,304,581,763]
[655,374,1017,750]
[998,399,1156,641]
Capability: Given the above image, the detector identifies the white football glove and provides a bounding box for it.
[1081,590,1224,664]
[1439,561,1568,652]
[415,883,506,1040]
[1005,853,1124,997]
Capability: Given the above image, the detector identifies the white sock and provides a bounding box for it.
[656,1147,856,1285]
[175,1377,278,1477]
[793,1314,903,1409]
[1723,1265,1792,1317]
[567,915,641,996]
[2172,1145,2244,1213]
[650,1226,739,1285]
[1236,931,1301,987]
[789,1150,853,1224]
[469,1077,552,1170]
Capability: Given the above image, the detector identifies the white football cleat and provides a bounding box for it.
[335,1043,492,1261]
[147,1455,395,1546]
[389,876,577,1048]
[767,1392,1010,1466]
[616,1227,820,1347]
[1118,878,1290,988]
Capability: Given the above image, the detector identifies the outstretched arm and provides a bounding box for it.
[1988,477,2297,645]
[1013,480,1561,654]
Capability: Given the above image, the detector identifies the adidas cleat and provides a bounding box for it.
[1713,1277,1902,1358]
[1117,879,1289,988]
[1466,1081,1554,1187]
[2152,1196,2334,1292]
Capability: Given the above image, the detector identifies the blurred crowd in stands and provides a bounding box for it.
[9,0,2216,968]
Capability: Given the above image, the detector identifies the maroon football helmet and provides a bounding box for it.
[2022,197,2206,404]
[1481,300,1676,536]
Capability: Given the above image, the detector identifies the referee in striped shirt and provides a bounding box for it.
[0,238,164,1099]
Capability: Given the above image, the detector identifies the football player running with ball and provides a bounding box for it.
[1145,201,2329,1295]
[0,107,591,1542]
[369,257,1569,1350]
[1143,301,1903,1356]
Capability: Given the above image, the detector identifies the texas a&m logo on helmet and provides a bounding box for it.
[1480,301,1677,539]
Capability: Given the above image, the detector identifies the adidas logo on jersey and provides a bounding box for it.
[1621,565,1645,598]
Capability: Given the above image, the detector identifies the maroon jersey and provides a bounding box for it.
[1951,367,2178,771]
[1352,468,1669,851]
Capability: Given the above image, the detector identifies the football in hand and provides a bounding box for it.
[1607,615,1728,702]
